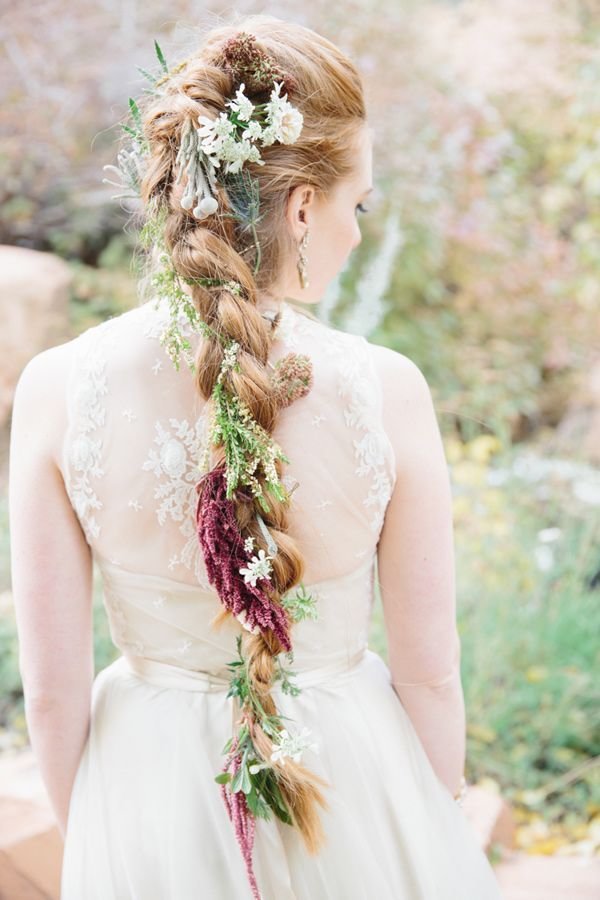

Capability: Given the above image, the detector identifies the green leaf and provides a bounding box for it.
[215,772,231,784]
[231,766,245,793]
[241,764,252,794]
[154,39,169,73]
[136,65,158,85]
[120,124,140,140]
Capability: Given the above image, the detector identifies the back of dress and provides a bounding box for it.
[60,295,396,674]
[59,295,507,900]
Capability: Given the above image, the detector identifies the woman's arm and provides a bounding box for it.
[373,346,465,798]
[9,345,94,839]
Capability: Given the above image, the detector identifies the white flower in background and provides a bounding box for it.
[344,210,404,337]
[537,527,562,543]
[534,544,554,573]
[226,82,255,122]
[239,549,273,586]
[270,727,319,766]
[243,536,256,554]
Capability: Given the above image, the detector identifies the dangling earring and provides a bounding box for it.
[297,229,310,290]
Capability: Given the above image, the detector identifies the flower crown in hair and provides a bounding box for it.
[176,79,303,219]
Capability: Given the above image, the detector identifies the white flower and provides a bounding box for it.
[197,113,234,142]
[241,120,264,142]
[226,82,255,122]
[243,536,255,554]
[270,727,319,766]
[239,548,273,586]
[537,527,562,543]
[264,82,304,145]
[276,105,304,144]
[235,608,260,635]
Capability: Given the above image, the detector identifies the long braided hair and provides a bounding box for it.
[135,13,366,893]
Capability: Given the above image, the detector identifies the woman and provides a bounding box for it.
[9,14,504,899]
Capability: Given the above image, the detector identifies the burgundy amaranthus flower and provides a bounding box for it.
[195,464,292,651]
[220,734,260,899]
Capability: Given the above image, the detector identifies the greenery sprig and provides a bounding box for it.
[215,634,320,825]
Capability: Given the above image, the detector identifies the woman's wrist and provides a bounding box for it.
[453,775,468,806]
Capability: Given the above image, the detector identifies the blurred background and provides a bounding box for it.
[0,0,599,894]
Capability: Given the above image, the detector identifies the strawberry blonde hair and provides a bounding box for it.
[137,11,366,859]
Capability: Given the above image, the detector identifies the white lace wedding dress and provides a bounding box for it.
[58,295,504,899]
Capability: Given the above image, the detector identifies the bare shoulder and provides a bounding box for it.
[366,341,433,407]
[365,341,441,474]
[12,338,81,467]
[15,338,78,401]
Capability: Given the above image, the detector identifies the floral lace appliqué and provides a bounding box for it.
[142,414,211,584]
[64,324,115,543]
[331,332,395,533]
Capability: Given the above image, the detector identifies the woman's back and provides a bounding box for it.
[59,296,395,673]
[52,296,503,900]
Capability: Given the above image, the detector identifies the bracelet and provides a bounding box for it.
[453,775,468,806]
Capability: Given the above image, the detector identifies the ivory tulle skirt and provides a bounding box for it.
[60,648,504,899]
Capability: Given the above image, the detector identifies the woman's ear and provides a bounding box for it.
[286,184,316,237]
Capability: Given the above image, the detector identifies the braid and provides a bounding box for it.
[141,59,330,853]
[127,15,367,896]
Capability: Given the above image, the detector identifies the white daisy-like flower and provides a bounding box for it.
[239,548,273,586]
[197,113,234,142]
[270,727,319,766]
[277,106,304,144]
[243,536,255,554]
[263,82,304,145]
[226,82,255,122]
[241,119,264,142]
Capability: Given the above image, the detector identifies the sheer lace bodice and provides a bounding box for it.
[59,297,396,674]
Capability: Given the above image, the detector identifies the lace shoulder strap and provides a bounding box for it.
[327,326,397,534]
[61,318,118,544]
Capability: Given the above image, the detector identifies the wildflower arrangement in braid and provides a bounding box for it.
[104,33,335,897]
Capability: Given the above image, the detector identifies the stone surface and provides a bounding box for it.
[0,244,71,429]
[0,751,62,900]
[493,850,600,899]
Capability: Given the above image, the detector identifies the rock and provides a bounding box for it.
[0,749,62,899]
[493,850,600,899]
[0,245,72,430]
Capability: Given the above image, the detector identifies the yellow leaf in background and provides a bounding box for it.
[490,519,510,537]
[525,666,548,683]
[477,776,501,794]
[12,712,26,731]
[466,435,502,464]
[518,789,545,806]
[552,747,576,763]
[467,723,497,744]
[452,495,471,522]
[527,837,570,855]
[481,489,506,513]
[452,460,486,487]
[444,436,464,464]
